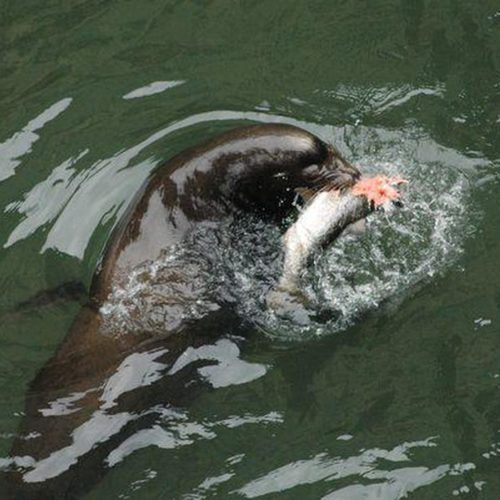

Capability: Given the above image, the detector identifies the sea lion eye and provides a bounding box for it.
[302,164,321,179]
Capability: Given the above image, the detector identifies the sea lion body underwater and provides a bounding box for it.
[6,124,361,499]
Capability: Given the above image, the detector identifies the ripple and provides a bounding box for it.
[122,80,186,100]
[0,98,72,182]
[319,83,446,117]
[234,437,476,499]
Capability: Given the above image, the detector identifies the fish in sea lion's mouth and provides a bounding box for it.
[268,174,408,318]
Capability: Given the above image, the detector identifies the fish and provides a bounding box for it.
[267,175,407,315]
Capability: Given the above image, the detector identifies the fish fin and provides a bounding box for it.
[343,218,367,236]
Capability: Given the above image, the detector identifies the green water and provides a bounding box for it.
[2,1,500,498]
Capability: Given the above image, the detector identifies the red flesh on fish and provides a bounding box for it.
[352,175,408,206]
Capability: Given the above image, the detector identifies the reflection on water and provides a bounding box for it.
[168,339,268,388]
[0,98,72,182]
[123,80,186,100]
[236,437,476,499]
[4,338,272,491]
[106,410,281,468]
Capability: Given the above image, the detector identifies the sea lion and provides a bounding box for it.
[6,124,360,499]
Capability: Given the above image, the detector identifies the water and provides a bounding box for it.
[1,1,500,498]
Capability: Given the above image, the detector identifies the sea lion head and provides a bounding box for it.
[226,126,360,218]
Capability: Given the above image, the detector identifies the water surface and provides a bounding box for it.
[1,1,500,498]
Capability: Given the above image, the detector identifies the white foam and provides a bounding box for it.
[225,128,478,339]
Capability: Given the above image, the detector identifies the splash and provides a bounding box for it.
[101,127,477,341]
[306,158,470,334]
[229,138,475,339]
